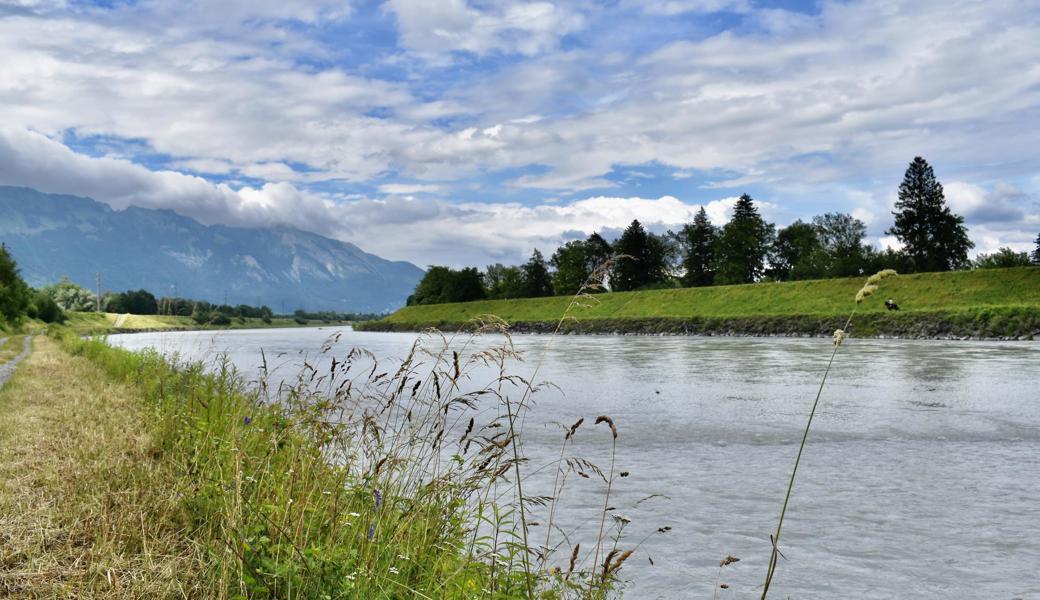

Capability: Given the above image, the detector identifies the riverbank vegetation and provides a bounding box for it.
[1,321,635,598]
[404,158,1040,308]
[360,268,1040,339]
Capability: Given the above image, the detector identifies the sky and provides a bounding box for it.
[1,0,1038,267]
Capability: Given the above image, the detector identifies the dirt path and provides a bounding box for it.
[0,336,204,597]
[0,336,31,390]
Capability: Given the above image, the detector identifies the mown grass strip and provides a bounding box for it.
[0,336,206,598]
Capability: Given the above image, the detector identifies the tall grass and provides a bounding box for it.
[54,298,640,598]
[759,270,898,598]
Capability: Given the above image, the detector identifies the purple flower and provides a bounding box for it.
[242,416,252,426]
[372,488,383,512]
[367,524,376,540]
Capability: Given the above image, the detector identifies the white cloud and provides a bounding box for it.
[638,0,749,16]
[385,0,585,58]
[1,0,1038,265]
[378,183,443,195]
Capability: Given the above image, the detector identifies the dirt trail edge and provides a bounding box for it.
[0,336,33,389]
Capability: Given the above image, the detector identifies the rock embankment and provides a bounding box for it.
[357,308,1040,341]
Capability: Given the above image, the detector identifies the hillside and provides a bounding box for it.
[0,186,424,313]
[360,268,1040,339]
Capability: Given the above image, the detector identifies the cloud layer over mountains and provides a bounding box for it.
[1,0,1037,266]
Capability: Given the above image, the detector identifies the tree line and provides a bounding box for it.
[0,260,380,327]
[408,157,1040,305]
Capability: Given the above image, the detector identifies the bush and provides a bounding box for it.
[209,313,231,326]
[33,291,65,323]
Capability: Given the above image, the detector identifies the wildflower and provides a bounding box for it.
[833,329,846,347]
[372,488,383,512]
[388,566,399,575]
[612,513,632,525]
[242,415,252,426]
[367,524,376,539]
[349,512,361,518]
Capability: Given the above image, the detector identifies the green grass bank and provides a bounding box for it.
[358,268,1040,340]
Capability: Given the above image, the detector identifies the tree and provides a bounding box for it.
[677,207,718,287]
[715,194,775,284]
[408,266,486,305]
[609,220,670,291]
[550,241,589,296]
[973,247,1032,269]
[768,220,821,281]
[1033,233,1040,265]
[105,289,159,314]
[31,291,65,323]
[483,264,526,299]
[0,244,32,324]
[813,213,868,277]
[521,249,554,297]
[43,277,96,312]
[550,232,614,295]
[887,157,973,272]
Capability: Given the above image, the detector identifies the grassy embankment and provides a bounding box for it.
[62,312,350,335]
[0,327,626,598]
[360,267,1040,339]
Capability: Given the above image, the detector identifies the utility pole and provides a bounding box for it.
[96,272,102,313]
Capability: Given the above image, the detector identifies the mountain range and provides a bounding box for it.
[0,186,424,313]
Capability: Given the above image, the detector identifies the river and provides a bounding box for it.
[107,327,1040,599]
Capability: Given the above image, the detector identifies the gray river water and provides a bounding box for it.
[107,327,1040,599]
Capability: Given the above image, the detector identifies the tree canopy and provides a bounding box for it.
[974,247,1032,269]
[408,266,486,306]
[715,194,775,284]
[677,207,718,287]
[550,233,613,295]
[887,157,973,271]
[0,244,31,324]
[609,220,670,291]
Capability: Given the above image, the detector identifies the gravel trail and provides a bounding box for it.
[0,336,33,389]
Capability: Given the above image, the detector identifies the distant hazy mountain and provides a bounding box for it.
[0,186,424,313]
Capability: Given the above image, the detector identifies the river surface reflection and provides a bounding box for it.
[108,328,1040,599]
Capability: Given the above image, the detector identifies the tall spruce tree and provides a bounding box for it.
[678,207,718,287]
[1033,233,1040,265]
[715,194,775,284]
[609,220,668,291]
[521,249,554,297]
[886,157,973,272]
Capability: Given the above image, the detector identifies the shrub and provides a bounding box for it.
[33,291,65,323]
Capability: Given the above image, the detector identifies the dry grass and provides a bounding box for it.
[0,335,23,363]
[0,336,206,598]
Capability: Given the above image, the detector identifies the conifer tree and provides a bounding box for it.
[678,207,718,287]
[715,194,775,284]
[609,220,668,291]
[886,157,973,272]
[521,249,554,297]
